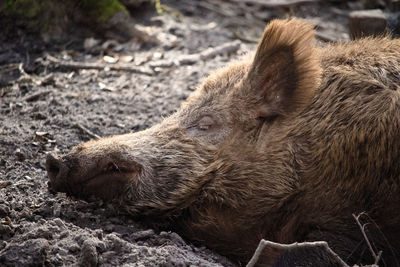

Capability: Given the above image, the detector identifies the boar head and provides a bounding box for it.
[46,19,321,223]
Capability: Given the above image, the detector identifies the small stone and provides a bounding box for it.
[0,224,12,235]
[52,218,65,228]
[178,54,200,65]
[14,148,26,161]
[0,181,11,189]
[80,239,98,267]
[84,37,100,50]
[119,55,133,63]
[0,159,6,167]
[131,229,155,240]
[153,51,163,60]
[0,204,10,217]
[52,203,61,217]
[104,224,115,232]
[349,9,388,39]
[59,231,69,238]
[169,232,186,246]
[35,131,48,136]
[0,240,6,250]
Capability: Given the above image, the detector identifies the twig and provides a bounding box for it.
[151,40,241,67]
[229,0,320,8]
[73,123,101,139]
[353,213,382,265]
[246,239,350,267]
[18,63,30,78]
[23,90,51,102]
[199,40,241,60]
[46,55,154,76]
[363,213,400,267]
[0,63,20,72]
[16,63,54,85]
[232,30,258,43]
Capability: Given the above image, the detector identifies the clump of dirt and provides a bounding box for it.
[0,0,392,265]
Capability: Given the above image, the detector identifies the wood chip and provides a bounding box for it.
[103,55,119,64]
[0,181,12,189]
[35,131,49,136]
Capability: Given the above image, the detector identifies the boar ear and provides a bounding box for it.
[245,19,321,118]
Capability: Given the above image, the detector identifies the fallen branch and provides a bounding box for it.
[199,40,241,60]
[246,239,350,267]
[353,213,382,266]
[46,55,154,76]
[73,123,101,139]
[151,40,241,67]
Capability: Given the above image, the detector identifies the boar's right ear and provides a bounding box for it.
[245,19,321,118]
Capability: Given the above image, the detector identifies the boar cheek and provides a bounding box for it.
[81,171,138,201]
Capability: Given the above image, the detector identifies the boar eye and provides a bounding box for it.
[196,116,215,131]
[186,115,224,142]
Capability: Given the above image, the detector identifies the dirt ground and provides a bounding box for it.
[0,0,393,266]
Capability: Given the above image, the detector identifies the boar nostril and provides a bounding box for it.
[46,154,69,184]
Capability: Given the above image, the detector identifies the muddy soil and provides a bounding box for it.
[0,0,387,266]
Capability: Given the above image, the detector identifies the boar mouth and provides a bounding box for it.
[79,162,140,187]
[72,164,140,200]
[80,162,139,184]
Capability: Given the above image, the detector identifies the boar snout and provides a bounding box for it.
[46,152,141,201]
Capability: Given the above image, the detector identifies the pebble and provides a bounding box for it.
[131,229,155,240]
[0,204,10,217]
[14,148,26,161]
[52,218,65,228]
[79,239,98,267]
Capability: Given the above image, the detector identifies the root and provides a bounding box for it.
[246,239,350,267]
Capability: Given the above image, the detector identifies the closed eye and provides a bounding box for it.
[186,115,218,135]
[196,116,215,131]
[185,113,227,144]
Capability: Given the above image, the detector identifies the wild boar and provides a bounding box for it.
[46,19,400,266]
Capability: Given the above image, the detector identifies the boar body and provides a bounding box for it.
[47,19,400,266]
